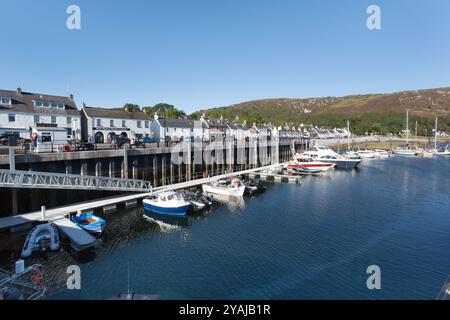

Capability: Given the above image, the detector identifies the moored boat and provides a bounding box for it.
[393,147,419,157]
[202,177,246,197]
[303,145,362,169]
[21,223,60,258]
[143,191,191,216]
[286,155,335,172]
[71,211,106,235]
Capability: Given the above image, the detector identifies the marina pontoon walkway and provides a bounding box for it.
[0,169,152,193]
[0,164,281,231]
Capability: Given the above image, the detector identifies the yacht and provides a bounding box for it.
[286,155,336,172]
[302,145,362,169]
[393,110,419,157]
[143,191,191,216]
[202,177,246,197]
[435,146,450,156]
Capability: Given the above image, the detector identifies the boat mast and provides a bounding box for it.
[435,117,438,150]
[415,120,418,149]
[406,110,409,146]
[347,121,351,150]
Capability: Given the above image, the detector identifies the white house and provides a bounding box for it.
[226,119,251,141]
[151,113,208,142]
[81,105,151,143]
[0,87,81,140]
[199,115,230,141]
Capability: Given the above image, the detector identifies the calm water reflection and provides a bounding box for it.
[1,157,450,299]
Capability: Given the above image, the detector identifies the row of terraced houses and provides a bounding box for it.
[0,88,280,147]
[0,88,351,150]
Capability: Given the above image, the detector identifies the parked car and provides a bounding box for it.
[74,141,95,151]
[116,136,130,148]
[0,133,23,146]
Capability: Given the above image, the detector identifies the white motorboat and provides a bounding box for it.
[143,191,191,216]
[303,145,362,169]
[357,150,380,159]
[286,155,335,172]
[202,177,246,197]
[21,223,60,258]
[374,149,390,158]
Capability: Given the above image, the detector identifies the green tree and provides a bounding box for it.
[123,103,140,112]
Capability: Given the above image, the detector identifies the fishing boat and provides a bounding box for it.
[202,177,246,197]
[303,145,362,169]
[143,191,191,216]
[71,211,106,235]
[21,223,60,258]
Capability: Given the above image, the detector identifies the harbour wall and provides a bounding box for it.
[0,139,303,216]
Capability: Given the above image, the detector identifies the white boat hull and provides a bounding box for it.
[202,183,246,197]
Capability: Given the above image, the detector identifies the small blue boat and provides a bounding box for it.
[71,211,106,235]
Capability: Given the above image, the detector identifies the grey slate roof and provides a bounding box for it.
[83,106,150,120]
[0,89,79,116]
[158,118,199,129]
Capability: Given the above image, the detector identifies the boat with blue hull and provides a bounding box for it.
[143,191,191,216]
[303,145,362,169]
[71,211,106,235]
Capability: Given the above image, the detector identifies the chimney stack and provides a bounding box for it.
[69,93,74,101]
[16,87,22,95]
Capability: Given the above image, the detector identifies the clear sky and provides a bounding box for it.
[1,0,450,113]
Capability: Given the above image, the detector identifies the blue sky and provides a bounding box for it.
[1,0,450,113]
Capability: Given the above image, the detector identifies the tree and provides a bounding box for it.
[142,103,187,119]
[123,103,140,112]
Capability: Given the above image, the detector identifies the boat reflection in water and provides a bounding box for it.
[206,193,245,213]
[143,211,191,229]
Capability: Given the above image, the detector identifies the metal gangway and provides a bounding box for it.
[0,169,152,193]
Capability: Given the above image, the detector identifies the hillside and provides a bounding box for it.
[190,87,450,135]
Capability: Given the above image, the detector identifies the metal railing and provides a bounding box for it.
[0,169,152,193]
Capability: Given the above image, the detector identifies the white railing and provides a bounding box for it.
[0,169,152,193]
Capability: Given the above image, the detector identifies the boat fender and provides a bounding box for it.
[31,267,44,286]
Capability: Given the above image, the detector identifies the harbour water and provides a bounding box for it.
[1,157,450,299]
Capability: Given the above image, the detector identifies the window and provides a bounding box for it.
[41,133,52,143]
[34,115,40,123]
[137,120,142,128]
[0,97,11,105]
[110,120,115,127]
[34,100,65,109]
[122,120,126,128]
[8,114,15,122]
[145,120,149,128]
[96,119,102,127]
[66,117,72,125]
[51,116,57,124]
